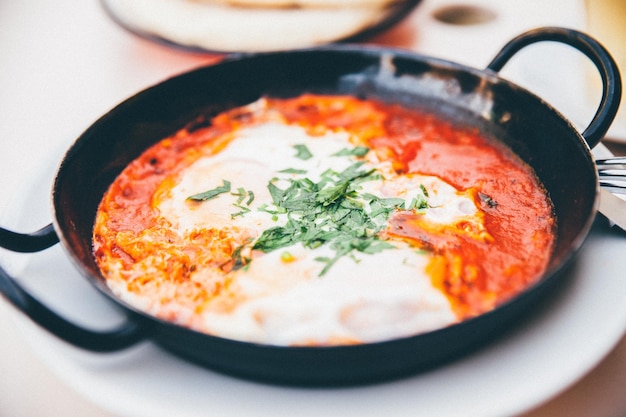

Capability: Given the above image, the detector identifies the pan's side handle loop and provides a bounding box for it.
[486,26,622,149]
[0,224,147,350]
[0,224,59,253]
[0,264,147,351]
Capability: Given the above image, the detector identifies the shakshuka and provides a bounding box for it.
[93,94,556,346]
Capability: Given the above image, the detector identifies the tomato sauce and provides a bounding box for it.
[265,95,555,318]
[94,94,555,324]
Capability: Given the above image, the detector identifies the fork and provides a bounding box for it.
[597,158,626,194]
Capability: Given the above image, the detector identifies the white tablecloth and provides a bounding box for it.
[1,1,625,416]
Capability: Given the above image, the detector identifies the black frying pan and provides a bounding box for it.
[0,27,621,386]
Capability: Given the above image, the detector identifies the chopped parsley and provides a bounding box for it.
[407,185,429,211]
[231,187,255,206]
[293,144,313,160]
[279,168,308,175]
[332,146,370,157]
[187,179,231,201]
[229,241,252,272]
[251,161,412,276]
[187,146,431,276]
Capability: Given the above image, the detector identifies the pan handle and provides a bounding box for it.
[0,224,59,253]
[486,26,622,149]
[0,263,147,351]
[0,225,147,351]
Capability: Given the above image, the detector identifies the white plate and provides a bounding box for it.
[2,150,626,417]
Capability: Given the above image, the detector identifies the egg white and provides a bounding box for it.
[143,121,488,344]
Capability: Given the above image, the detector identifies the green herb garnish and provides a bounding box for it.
[279,168,308,175]
[189,145,431,276]
[229,241,252,272]
[231,187,255,206]
[249,161,402,276]
[332,146,370,157]
[293,144,313,160]
[187,180,231,201]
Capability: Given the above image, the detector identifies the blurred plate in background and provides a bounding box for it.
[100,0,422,53]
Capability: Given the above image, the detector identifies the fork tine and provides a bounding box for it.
[597,169,626,181]
[596,157,626,167]
[597,158,626,194]
[599,182,626,194]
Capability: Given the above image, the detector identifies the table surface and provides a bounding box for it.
[1,1,626,416]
